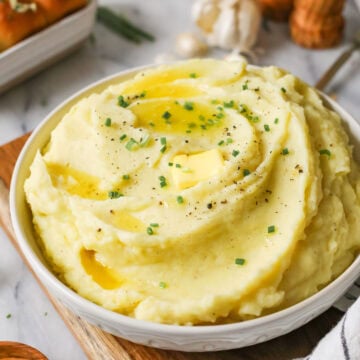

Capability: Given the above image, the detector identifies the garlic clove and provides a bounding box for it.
[192,0,221,33]
[175,32,209,58]
[236,0,261,52]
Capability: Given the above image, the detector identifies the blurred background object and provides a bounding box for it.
[290,0,346,48]
[259,0,294,22]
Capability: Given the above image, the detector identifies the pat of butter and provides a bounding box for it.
[172,149,224,189]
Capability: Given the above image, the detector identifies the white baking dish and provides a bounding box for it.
[0,0,97,94]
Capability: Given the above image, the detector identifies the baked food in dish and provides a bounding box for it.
[0,0,88,52]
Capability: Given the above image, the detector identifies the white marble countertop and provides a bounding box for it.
[0,1,359,359]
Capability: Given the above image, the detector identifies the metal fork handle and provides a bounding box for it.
[315,43,359,91]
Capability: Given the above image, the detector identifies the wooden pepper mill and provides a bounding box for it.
[290,0,345,48]
[259,0,294,22]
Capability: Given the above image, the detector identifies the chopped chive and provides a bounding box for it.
[189,73,197,78]
[235,258,246,265]
[232,150,240,157]
[216,112,224,119]
[6,313,11,319]
[118,95,129,108]
[281,87,286,93]
[243,169,251,177]
[150,223,159,227]
[186,130,192,133]
[184,102,194,111]
[226,138,233,144]
[108,191,123,199]
[119,134,127,141]
[274,118,279,124]
[168,162,173,167]
[175,163,181,168]
[122,174,130,180]
[149,122,155,127]
[160,145,167,153]
[159,281,167,288]
[125,138,138,151]
[200,124,207,130]
[281,148,289,155]
[188,122,197,128]
[139,91,146,98]
[162,111,171,120]
[242,82,249,90]
[160,137,167,145]
[218,140,225,146]
[104,117,112,127]
[268,225,276,233]
[264,124,270,132]
[319,149,331,157]
[217,106,224,112]
[251,116,260,123]
[176,195,184,204]
[146,227,154,235]
[198,115,205,121]
[224,100,234,108]
[211,99,218,104]
[159,176,167,187]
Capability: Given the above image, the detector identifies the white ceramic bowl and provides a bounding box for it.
[10,66,360,352]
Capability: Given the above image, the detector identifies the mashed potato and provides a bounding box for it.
[25,59,360,325]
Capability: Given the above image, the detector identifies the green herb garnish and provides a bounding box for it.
[168,162,173,167]
[218,140,225,146]
[159,281,167,288]
[264,124,270,132]
[224,100,234,108]
[184,102,194,111]
[117,95,129,108]
[122,174,130,180]
[177,196,184,204]
[268,225,276,233]
[150,223,159,227]
[274,118,279,124]
[232,150,240,157]
[319,149,331,157]
[125,138,138,151]
[120,134,127,141]
[6,313,11,319]
[162,111,171,120]
[108,191,123,199]
[105,118,112,127]
[175,163,181,168]
[159,176,167,188]
[189,73,197,78]
[281,148,289,155]
[235,258,246,265]
[281,87,286,93]
[97,6,155,44]
[146,227,154,235]
[243,169,251,177]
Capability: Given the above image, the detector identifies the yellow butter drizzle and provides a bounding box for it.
[46,163,107,200]
[80,249,122,290]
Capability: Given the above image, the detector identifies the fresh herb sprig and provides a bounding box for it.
[97,6,155,44]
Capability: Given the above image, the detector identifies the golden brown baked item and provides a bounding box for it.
[0,0,88,52]
[290,0,345,48]
[0,1,47,51]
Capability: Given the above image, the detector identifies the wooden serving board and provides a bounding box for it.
[0,134,343,360]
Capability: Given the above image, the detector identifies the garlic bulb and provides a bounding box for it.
[175,32,209,58]
[192,0,261,53]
